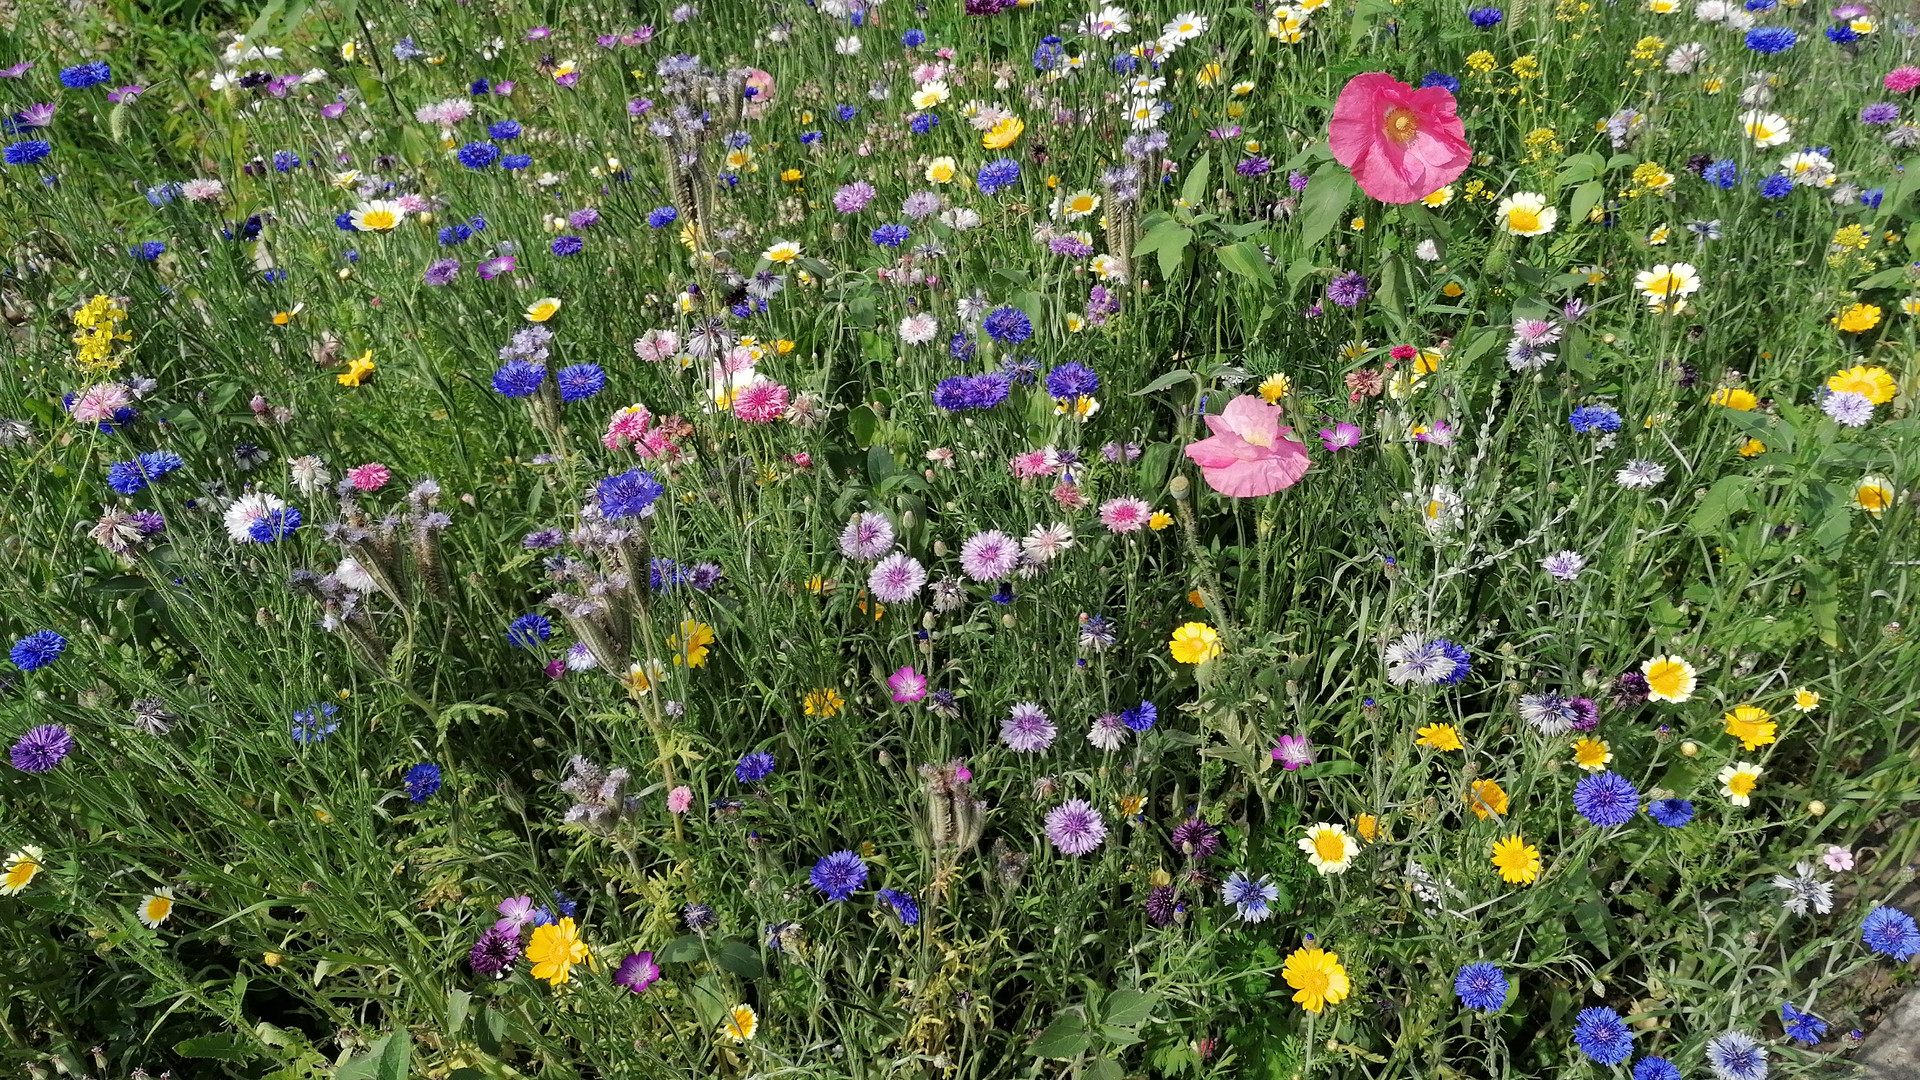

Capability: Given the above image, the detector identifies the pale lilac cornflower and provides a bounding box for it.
[1044,798,1107,855]
[959,529,1020,581]
[1615,460,1667,489]
[902,191,943,219]
[833,181,877,213]
[1822,390,1873,427]
[1087,712,1128,751]
[1272,735,1313,770]
[1021,523,1074,564]
[839,511,895,560]
[1001,702,1057,752]
[868,552,927,603]
[1541,550,1587,581]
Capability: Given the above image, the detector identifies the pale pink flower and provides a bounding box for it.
[666,785,694,814]
[1009,449,1054,479]
[180,178,225,202]
[1099,496,1152,533]
[69,383,132,423]
[1183,396,1312,497]
[1822,845,1854,872]
[633,328,680,362]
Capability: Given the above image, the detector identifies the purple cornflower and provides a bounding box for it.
[982,305,1033,345]
[736,750,776,783]
[1271,734,1314,770]
[1170,818,1222,859]
[833,181,876,213]
[959,529,1019,581]
[424,258,460,285]
[1862,102,1901,125]
[839,511,895,560]
[1045,798,1107,855]
[878,888,920,926]
[1541,550,1586,581]
[1327,271,1370,308]
[10,724,74,772]
[1144,884,1180,925]
[1236,156,1273,176]
[1001,702,1057,752]
[469,926,520,976]
[868,552,927,603]
[810,850,868,901]
[1573,771,1639,827]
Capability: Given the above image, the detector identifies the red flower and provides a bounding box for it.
[1328,73,1471,204]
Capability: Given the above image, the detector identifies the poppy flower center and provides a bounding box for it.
[1384,106,1420,145]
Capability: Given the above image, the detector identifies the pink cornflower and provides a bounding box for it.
[346,462,392,491]
[396,193,433,214]
[69,383,132,424]
[868,552,927,603]
[636,417,683,460]
[959,529,1019,581]
[602,404,654,451]
[1272,734,1314,770]
[633,328,680,362]
[1001,702,1057,752]
[1099,496,1152,534]
[666,785,694,814]
[1887,66,1920,94]
[1051,481,1089,510]
[181,178,224,202]
[1320,422,1362,452]
[1009,449,1054,479]
[888,666,928,703]
[1044,799,1107,855]
[526,25,552,39]
[1511,318,1562,346]
[732,379,789,423]
[478,254,517,280]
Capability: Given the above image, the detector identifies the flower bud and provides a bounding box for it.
[1679,740,1699,757]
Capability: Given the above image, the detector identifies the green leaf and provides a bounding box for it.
[1298,163,1355,252]
[1298,759,1362,779]
[244,0,286,44]
[1085,1058,1124,1080]
[1181,152,1212,208]
[1131,369,1198,397]
[1027,1011,1091,1060]
[1567,182,1605,229]
[336,1030,410,1080]
[1688,476,1756,537]
[717,939,765,979]
[1216,242,1274,287]
[174,1035,256,1062]
[446,988,471,1036]
[1102,988,1161,1028]
[1855,265,1912,292]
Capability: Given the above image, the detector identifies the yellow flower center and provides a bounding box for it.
[1728,773,1756,797]
[1507,208,1542,232]
[1384,106,1420,145]
[361,211,395,230]
[4,860,37,890]
[1313,832,1347,862]
[1858,485,1890,510]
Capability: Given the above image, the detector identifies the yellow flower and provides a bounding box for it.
[338,350,376,387]
[271,304,304,325]
[1490,834,1541,885]
[1350,216,1367,231]
[1827,365,1896,405]
[1497,192,1556,235]
[138,887,175,928]
[526,916,590,986]
[1723,704,1776,750]
[1468,779,1509,820]
[1466,49,1498,73]
[1853,476,1895,516]
[982,115,1025,149]
[1232,80,1256,95]
[763,240,802,263]
[1169,622,1222,664]
[1641,655,1696,703]
[1832,303,1882,333]
[1195,62,1223,87]
[1791,687,1821,713]
[775,339,796,354]
[263,951,283,966]
[925,156,958,184]
[1719,762,1764,807]
[1148,511,1173,531]
[723,1004,758,1042]
[1416,723,1463,751]
[1572,737,1612,772]
[780,167,804,182]
[1355,814,1382,843]
[1281,946,1351,1013]
[340,41,357,61]
[1297,823,1358,874]
[1258,373,1292,403]
[622,659,666,696]
[670,619,715,668]
[1738,437,1766,457]
[1711,387,1758,410]
[524,297,562,323]
[803,688,845,717]
[1117,793,1146,817]
[1441,281,1465,297]
[2,846,44,895]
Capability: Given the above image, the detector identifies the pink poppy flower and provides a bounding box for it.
[1328,73,1472,204]
[1183,396,1311,497]
[743,68,776,118]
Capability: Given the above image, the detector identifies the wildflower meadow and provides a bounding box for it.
[4,0,1920,1076]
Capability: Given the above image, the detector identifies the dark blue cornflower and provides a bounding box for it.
[404,762,443,802]
[334,211,356,231]
[1633,1057,1682,1080]
[1421,71,1461,92]
[259,267,285,284]
[107,460,152,494]
[489,119,522,140]
[1574,771,1640,827]
[10,630,66,672]
[457,141,500,169]
[1703,159,1739,189]
[552,892,577,918]
[647,206,678,228]
[501,153,531,170]
[272,150,301,172]
[1454,963,1508,1012]
[551,235,584,256]
[901,28,926,47]
[1045,362,1099,399]
[291,702,340,744]
[556,364,605,403]
[948,332,976,362]
[1468,7,1503,27]
[1745,26,1796,53]
[1862,905,1920,960]
[248,508,301,543]
[1573,1007,1633,1066]
[470,78,491,96]
[724,131,751,150]
[506,613,552,649]
[1861,187,1885,209]
[983,305,1033,345]
[1781,1002,1827,1046]
[799,130,824,145]
[1827,24,1859,43]
[735,750,776,783]
[1569,404,1623,433]
[1648,798,1694,827]
[597,469,664,519]
[871,223,910,247]
[1121,700,1157,732]
[878,888,920,925]
[491,360,546,398]
[440,223,472,246]
[1436,639,1472,685]
[910,111,939,134]
[977,157,1021,194]
[1744,0,1776,9]
[810,850,868,902]
[1111,53,1140,75]
[4,139,52,166]
[835,103,858,122]
[131,240,166,261]
[138,450,184,476]
[990,584,1015,604]
[1033,34,1065,71]
[59,61,111,88]
[1758,173,1794,199]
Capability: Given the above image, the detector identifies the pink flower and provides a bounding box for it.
[732,379,789,423]
[1051,482,1088,510]
[1272,734,1314,770]
[1887,65,1920,94]
[1320,422,1362,452]
[1183,396,1312,497]
[320,101,349,119]
[495,895,534,934]
[743,68,776,118]
[526,25,552,39]
[1009,449,1054,479]
[493,81,515,95]
[346,462,392,491]
[396,193,432,214]
[543,658,566,679]
[70,382,132,424]
[1328,72,1472,204]
[633,328,679,362]
[1822,845,1854,872]
[478,255,517,280]
[602,404,654,451]
[1099,496,1152,533]
[791,452,812,469]
[888,665,928,703]
[666,785,694,814]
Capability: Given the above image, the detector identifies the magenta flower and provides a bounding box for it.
[1320,423,1362,452]
[614,951,661,993]
[526,25,552,38]
[494,895,534,934]
[320,101,349,119]
[478,255,517,280]
[888,666,928,703]
[1272,734,1313,770]
[106,85,145,103]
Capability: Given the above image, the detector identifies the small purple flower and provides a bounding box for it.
[1044,798,1107,855]
[833,181,877,213]
[1271,734,1313,770]
[1001,702,1057,752]
[1236,156,1272,177]
[1327,271,1370,308]
[424,258,461,286]
[614,951,661,992]
[10,724,73,772]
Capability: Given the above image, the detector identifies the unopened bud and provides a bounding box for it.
[1679,740,1699,757]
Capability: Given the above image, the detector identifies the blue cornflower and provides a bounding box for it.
[1421,71,1460,92]
[1827,24,1859,43]
[1468,7,1504,27]
[1111,53,1139,75]
[990,584,1015,604]
[491,360,546,398]
[647,206,678,228]
[145,182,180,205]
[551,235,584,256]
[910,112,939,135]
[736,751,776,783]
[440,224,472,246]
[551,891,577,918]
[1758,174,1794,199]
[1705,1031,1768,1080]
[1033,34,1065,71]
[649,558,682,592]
[457,141,500,169]
[334,211,356,231]
[799,131,824,145]
[871,224,910,247]
[686,563,723,590]
[10,630,67,672]
[59,61,111,88]
[810,850,868,902]
[1045,362,1100,399]
[404,762,443,802]
[1863,905,1920,960]
[878,888,920,925]
[469,78,491,96]
[272,150,301,172]
[1861,187,1886,209]
[501,153,531,170]
[901,27,926,47]
[107,460,152,494]
[489,120,521,140]
[983,305,1033,345]
[1569,404,1623,433]
[1633,1058,1683,1080]
[1121,700,1157,732]
[137,451,181,480]
[724,130,751,150]
[1436,640,1472,685]
[1745,26,1796,53]
[247,508,301,543]
[1648,798,1695,827]
[948,332,977,361]
[556,364,605,403]
[1221,871,1279,923]
[836,103,858,122]
[4,139,52,166]
[1453,963,1508,1012]
[1703,159,1740,189]
[1781,1002,1827,1046]
[597,469,664,519]
[1573,1007,1633,1066]
[977,158,1021,195]
[131,240,166,261]
[506,613,552,649]
[1573,771,1640,827]
[291,702,339,744]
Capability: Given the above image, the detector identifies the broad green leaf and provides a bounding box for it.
[1687,475,1756,538]
[1085,1058,1124,1080]
[1027,1011,1091,1059]
[336,1030,410,1080]
[1102,988,1161,1028]
[1216,242,1274,287]
[1131,369,1198,397]
[174,1035,255,1061]
[1298,163,1355,252]
[1299,759,1361,779]
[717,939,765,979]
[1567,182,1605,229]
[1181,152,1212,207]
